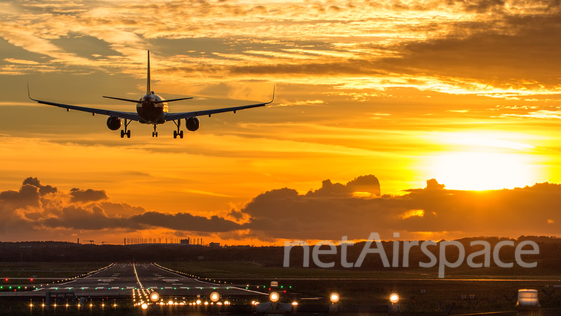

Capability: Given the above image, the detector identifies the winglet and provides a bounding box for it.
[267,85,276,104]
[27,83,38,102]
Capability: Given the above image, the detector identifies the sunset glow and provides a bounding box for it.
[430,151,536,191]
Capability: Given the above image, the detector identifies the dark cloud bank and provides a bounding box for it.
[0,176,559,242]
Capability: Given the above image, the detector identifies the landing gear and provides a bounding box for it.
[120,119,131,138]
[173,119,184,139]
[173,130,184,139]
[152,124,158,137]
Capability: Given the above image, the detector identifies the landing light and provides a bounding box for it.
[150,291,160,302]
[330,292,340,303]
[210,291,220,302]
[269,291,280,303]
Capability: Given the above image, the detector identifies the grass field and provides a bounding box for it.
[0,262,110,285]
[158,260,560,280]
[158,261,561,314]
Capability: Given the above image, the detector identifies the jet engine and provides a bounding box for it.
[107,116,121,130]
[186,117,200,131]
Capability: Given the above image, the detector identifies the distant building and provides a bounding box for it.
[180,238,190,245]
[209,242,220,248]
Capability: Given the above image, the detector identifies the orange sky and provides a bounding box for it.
[0,0,560,245]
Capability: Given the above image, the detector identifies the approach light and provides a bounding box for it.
[292,301,299,306]
[210,291,220,302]
[269,291,280,303]
[141,303,148,310]
[196,299,202,305]
[149,291,160,302]
[168,300,174,305]
[390,293,399,304]
[330,292,340,303]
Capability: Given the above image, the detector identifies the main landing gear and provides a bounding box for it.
[120,119,131,138]
[173,119,184,139]
[152,124,158,137]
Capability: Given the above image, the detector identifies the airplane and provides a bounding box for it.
[28,51,274,138]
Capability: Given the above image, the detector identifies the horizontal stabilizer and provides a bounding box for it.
[154,97,193,104]
[103,96,141,103]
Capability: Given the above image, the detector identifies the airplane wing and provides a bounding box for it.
[28,85,140,121]
[164,101,271,122]
[164,88,275,122]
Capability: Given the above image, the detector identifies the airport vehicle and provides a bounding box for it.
[28,51,274,138]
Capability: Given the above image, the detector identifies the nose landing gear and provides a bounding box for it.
[152,124,158,137]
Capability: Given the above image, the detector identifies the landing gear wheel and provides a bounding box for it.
[152,124,158,138]
[173,119,183,139]
[120,119,132,138]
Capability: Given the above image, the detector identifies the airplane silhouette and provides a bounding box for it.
[28,51,274,138]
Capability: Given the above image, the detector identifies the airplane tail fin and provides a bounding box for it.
[147,50,151,95]
[103,51,194,103]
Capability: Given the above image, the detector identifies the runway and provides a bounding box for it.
[3,263,267,298]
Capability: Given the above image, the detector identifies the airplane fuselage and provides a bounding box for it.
[136,92,168,124]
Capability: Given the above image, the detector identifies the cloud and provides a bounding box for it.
[241,176,561,240]
[22,177,57,195]
[227,209,246,222]
[2,0,561,98]
[0,180,42,210]
[69,188,108,203]
[130,212,241,232]
[4,58,39,65]
[458,0,506,13]
[304,175,381,198]
[42,204,138,231]
[425,178,445,190]
[0,178,242,240]
[0,176,560,243]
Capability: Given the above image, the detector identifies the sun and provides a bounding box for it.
[429,151,536,191]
